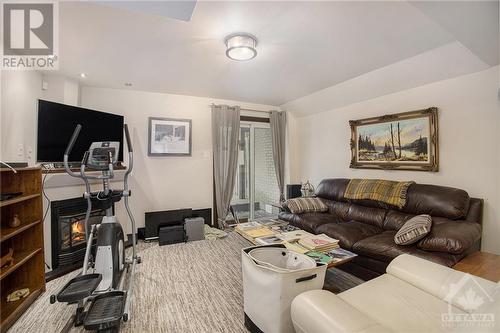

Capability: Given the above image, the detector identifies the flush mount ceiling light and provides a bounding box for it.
[225,33,257,61]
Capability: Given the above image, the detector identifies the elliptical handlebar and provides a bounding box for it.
[124,124,133,153]
[65,124,82,156]
[64,124,83,178]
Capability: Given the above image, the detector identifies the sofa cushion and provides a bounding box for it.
[352,231,463,267]
[382,210,416,231]
[315,178,350,201]
[291,290,387,333]
[321,200,350,220]
[290,213,338,234]
[285,197,328,214]
[394,214,432,245]
[403,183,470,220]
[417,219,482,254]
[338,274,467,333]
[346,204,386,229]
[316,221,382,249]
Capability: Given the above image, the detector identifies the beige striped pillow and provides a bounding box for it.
[285,197,328,214]
[394,214,432,245]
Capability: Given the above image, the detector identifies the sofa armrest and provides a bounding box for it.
[291,290,389,333]
[417,221,481,254]
[387,254,497,313]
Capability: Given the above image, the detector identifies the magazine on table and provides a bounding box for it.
[235,221,262,231]
[298,233,339,251]
[305,251,333,265]
[258,219,287,228]
[282,241,309,254]
[245,227,276,238]
[270,224,300,233]
[255,235,284,245]
[325,248,357,263]
[277,230,313,243]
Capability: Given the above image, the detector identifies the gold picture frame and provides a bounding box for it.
[350,107,439,172]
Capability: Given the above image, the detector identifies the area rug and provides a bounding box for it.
[9,232,362,332]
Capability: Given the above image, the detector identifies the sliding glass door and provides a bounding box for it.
[229,121,280,222]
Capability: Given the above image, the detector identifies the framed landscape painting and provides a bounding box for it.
[349,107,438,171]
[148,117,192,156]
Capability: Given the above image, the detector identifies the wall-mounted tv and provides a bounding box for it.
[37,100,124,162]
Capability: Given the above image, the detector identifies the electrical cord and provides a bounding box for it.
[41,164,52,270]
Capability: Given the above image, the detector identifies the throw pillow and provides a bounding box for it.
[394,214,432,245]
[285,197,328,214]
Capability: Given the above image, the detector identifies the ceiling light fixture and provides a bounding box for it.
[80,73,87,78]
[225,33,257,61]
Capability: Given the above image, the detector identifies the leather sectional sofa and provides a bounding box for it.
[279,178,483,280]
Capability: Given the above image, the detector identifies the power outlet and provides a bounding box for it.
[17,144,24,157]
[26,146,33,162]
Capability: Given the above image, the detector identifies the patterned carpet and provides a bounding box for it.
[9,232,363,333]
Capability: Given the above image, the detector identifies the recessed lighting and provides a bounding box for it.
[225,33,257,61]
[80,73,87,78]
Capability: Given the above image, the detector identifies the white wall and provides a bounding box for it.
[40,74,80,106]
[1,71,43,164]
[286,67,500,254]
[80,86,277,234]
[0,72,80,163]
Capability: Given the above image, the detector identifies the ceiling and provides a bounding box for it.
[54,1,499,106]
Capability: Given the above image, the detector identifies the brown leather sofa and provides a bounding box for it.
[279,178,483,280]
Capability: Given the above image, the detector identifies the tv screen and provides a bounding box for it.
[37,100,124,162]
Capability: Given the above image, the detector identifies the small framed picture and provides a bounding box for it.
[148,117,192,156]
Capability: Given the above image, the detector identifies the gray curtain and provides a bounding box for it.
[212,105,240,228]
[270,111,286,202]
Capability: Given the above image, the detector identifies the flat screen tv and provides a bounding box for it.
[37,100,124,162]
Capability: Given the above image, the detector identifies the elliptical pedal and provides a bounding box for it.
[84,291,126,332]
[54,274,102,303]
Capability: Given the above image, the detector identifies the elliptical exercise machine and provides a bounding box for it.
[50,124,140,332]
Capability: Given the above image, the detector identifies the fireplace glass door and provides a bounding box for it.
[60,210,105,250]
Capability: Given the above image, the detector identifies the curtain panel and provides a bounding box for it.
[270,111,286,202]
[211,105,240,228]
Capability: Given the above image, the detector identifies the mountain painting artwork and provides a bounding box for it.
[350,108,439,172]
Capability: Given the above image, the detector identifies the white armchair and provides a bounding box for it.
[291,254,499,333]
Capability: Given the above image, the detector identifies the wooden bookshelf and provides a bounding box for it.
[0,167,45,332]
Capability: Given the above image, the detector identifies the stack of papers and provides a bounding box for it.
[277,230,313,243]
[298,234,339,252]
